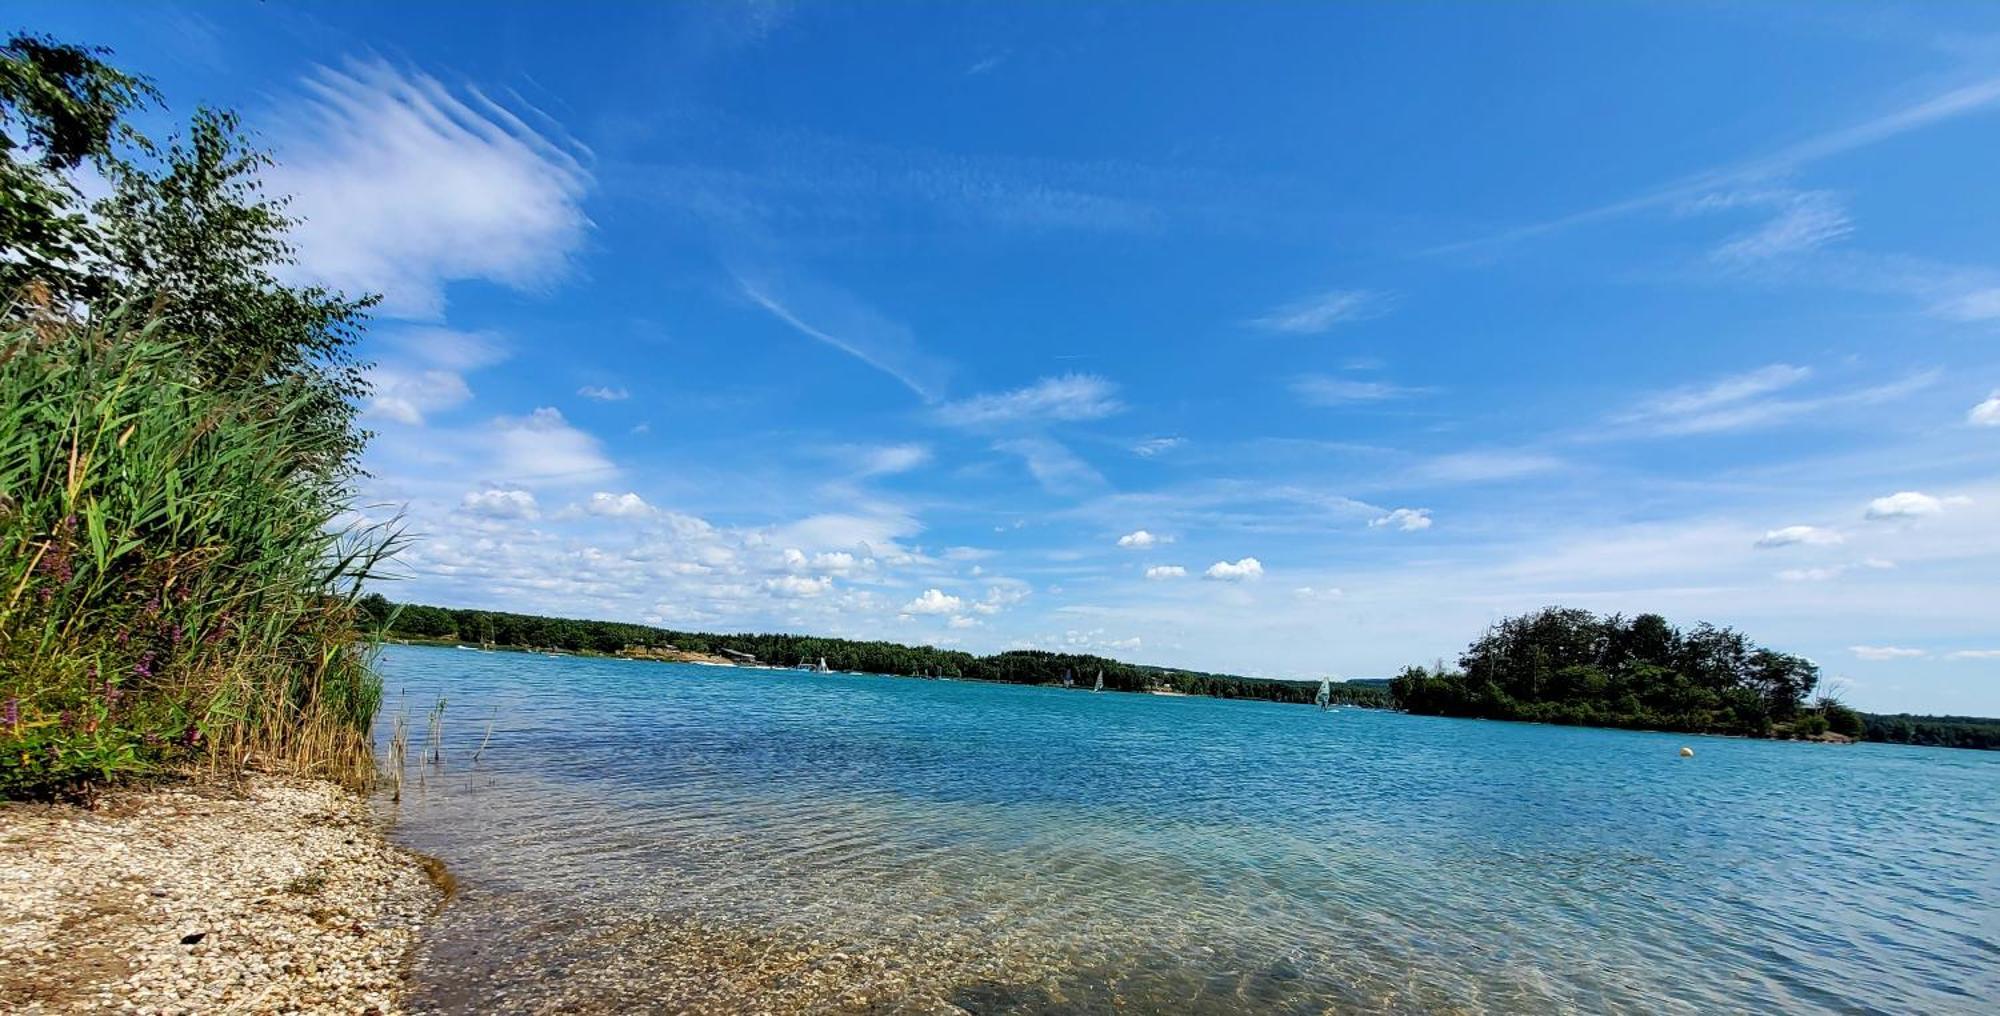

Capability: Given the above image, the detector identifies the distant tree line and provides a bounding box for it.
[357,596,1394,708]
[1390,606,1996,750]
[1861,714,2000,751]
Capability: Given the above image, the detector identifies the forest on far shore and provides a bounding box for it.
[363,597,1997,750]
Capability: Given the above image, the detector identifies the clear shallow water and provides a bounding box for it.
[373,644,1998,1014]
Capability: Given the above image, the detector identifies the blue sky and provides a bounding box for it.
[26,2,2000,712]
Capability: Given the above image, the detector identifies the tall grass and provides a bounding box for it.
[0,307,397,796]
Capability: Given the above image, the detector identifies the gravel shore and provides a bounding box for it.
[0,775,443,1015]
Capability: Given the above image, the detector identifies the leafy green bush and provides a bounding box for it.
[0,311,394,796]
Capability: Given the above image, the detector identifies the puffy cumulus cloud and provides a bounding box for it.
[459,487,538,520]
[763,574,832,598]
[1249,288,1388,334]
[1116,529,1157,549]
[1850,645,1926,661]
[1204,557,1263,581]
[1864,491,1969,520]
[935,374,1122,428]
[1970,392,2000,426]
[902,588,963,615]
[577,385,629,401]
[1369,508,1432,532]
[491,408,616,483]
[1144,565,1187,581]
[1756,525,1844,548]
[271,59,593,319]
[585,491,656,519]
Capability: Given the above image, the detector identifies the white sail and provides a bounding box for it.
[1093,669,1104,692]
[1315,677,1332,710]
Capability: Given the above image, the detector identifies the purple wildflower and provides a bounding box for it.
[3,698,18,731]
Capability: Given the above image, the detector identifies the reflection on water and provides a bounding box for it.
[374,645,1999,1014]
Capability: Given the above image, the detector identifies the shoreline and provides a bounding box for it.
[0,774,443,1015]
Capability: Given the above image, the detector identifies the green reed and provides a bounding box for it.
[0,309,399,796]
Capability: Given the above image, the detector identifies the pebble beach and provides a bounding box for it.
[0,776,442,1015]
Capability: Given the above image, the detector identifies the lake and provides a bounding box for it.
[373,644,1998,1014]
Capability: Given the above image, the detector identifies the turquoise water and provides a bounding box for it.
[374,644,1998,1014]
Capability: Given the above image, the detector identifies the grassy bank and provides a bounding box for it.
[0,314,392,795]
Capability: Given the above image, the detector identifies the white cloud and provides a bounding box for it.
[1932,288,2000,322]
[366,368,473,425]
[1369,508,1433,532]
[1250,289,1387,334]
[1623,364,1810,428]
[586,491,655,519]
[1204,557,1264,581]
[1616,365,1934,436]
[936,374,1122,428]
[1700,190,1852,263]
[1144,565,1187,581]
[735,272,949,401]
[1756,525,1844,548]
[902,588,963,615]
[490,408,616,483]
[1293,586,1343,600]
[763,574,832,598]
[578,385,629,401]
[846,443,931,477]
[947,615,979,629]
[459,487,538,520]
[1970,392,2000,426]
[1865,490,1969,520]
[1777,567,1845,583]
[1412,451,1564,483]
[1291,376,1431,406]
[1948,649,2000,660]
[994,436,1103,493]
[1133,436,1184,457]
[272,59,593,319]
[1850,645,1927,661]
[1116,529,1157,549]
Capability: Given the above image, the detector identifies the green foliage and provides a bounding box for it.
[1862,714,2000,751]
[1390,607,1820,736]
[0,35,156,305]
[0,313,396,796]
[1,35,389,796]
[366,598,1396,708]
[1,32,372,476]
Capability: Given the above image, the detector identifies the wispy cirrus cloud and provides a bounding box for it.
[1694,189,1853,264]
[936,374,1122,428]
[272,59,595,319]
[734,270,951,402]
[1249,289,1390,334]
[1429,74,2000,256]
[1612,364,1935,436]
[1290,375,1433,406]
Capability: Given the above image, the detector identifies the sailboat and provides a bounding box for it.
[1315,677,1333,711]
[1062,668,1074,689]
[1092,669,1104,692]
